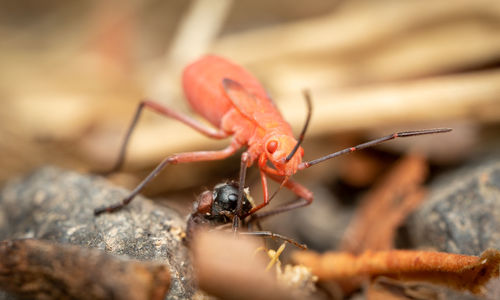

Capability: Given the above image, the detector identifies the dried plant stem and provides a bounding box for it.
[293,249,500,294]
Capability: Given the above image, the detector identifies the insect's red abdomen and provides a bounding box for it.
[182,55,269,128]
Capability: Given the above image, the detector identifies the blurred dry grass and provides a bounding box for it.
[0,0,499,197]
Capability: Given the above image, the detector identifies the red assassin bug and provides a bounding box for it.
[94,55,451,230]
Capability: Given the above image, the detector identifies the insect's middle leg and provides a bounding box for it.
[94,142,241,215]
[99,100,230,175]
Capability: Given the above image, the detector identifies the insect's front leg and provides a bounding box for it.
[249,171,314,221]
[241,154,275,216]
[95,143,241,215]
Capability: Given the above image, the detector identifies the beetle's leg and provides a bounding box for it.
[99,99,230,175]
[239,231,307,250]
[247,172,313,219]
[94,142,241,215]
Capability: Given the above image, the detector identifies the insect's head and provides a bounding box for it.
[264,135,304,176]
[195,182,252,219]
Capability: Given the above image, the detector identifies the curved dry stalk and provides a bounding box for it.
[293,249,500,295]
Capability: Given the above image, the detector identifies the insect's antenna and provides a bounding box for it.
[299,128,452,169]
[285,89,313,162]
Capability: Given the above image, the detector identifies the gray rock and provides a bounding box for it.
[0,166,194,300]
[408,159,500,255]
[403,159,500,300]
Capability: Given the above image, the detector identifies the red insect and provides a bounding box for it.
[94,55,450,229]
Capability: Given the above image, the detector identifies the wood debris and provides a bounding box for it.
[192,230,302,300]
[293,249,500,295]
[0,239,170,300]
[292,153,500,296]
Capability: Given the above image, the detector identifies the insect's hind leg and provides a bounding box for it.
[94,143,241,215]
[97,99,230,175]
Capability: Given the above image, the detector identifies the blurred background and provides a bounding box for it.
[1,0,500,251]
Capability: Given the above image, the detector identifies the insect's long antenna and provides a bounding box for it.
[285,90,313,162]
[298,128,452,169]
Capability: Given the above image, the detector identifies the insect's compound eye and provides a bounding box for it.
[227,193,238,203]
[266,140,278,154]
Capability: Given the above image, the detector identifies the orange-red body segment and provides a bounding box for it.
[182,55,300,169]
[183,55,269,127]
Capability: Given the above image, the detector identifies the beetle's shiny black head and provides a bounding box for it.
[212,183,238,212]
[189,181,253,231]
[211,182,252,218]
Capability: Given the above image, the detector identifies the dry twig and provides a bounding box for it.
[192,230,309,300]
[0,239,170,300]
[293,249,500,295]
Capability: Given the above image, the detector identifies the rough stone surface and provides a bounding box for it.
[408,159,500,255]
[0,166,194,300]
[407,159,500,300]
